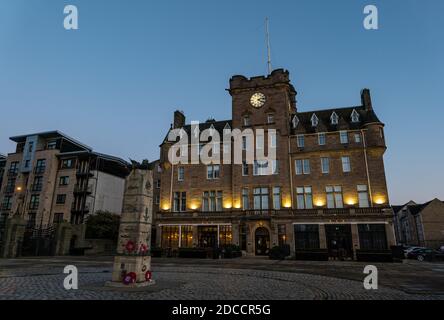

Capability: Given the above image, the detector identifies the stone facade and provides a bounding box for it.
[108,166,154,287]
[157,69,394,258]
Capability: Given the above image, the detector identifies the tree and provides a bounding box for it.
[85,211,120,240]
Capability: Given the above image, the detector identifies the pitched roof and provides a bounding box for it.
[407,201,434,215]
[10,130,92,151]
[292,106,381,133]
[162,120,232,144]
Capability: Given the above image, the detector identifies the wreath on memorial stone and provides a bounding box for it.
[125,240,136,253]
[123,272,137,285]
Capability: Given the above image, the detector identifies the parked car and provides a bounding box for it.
[407,248,444,262]
[404,246,426,258]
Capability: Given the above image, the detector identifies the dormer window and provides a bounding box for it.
[351,109,360,123]
[311,114,319,127]
[243,115,251,126]
[292,115,299,129]
[330,112,339,125]
[209,124,215,136]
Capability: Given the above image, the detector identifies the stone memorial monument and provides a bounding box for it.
[106,161,155,288]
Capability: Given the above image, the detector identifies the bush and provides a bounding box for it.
[178,248,209,259]
[85,211,120,240]
[151,247,162,258]
[220,245,242,259]
[356,249,393,262]
[295,249,329,261]
[269,245,291,260]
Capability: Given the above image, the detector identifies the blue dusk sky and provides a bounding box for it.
[0,0,443,204]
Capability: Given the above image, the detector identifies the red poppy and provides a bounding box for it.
[145,271,152,281]
[125,241,135,253]
[123,272,137,285]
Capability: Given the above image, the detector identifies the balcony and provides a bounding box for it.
[71,202,90,213]
[34,167,46,175]
[28,203,39,211]
[4,186,15,194]
[31,184,43,192]
[156,207,390,220]
[76,169,93,177]
[7,169,18,177]
[73,185,93,194]
[0,204,12,211]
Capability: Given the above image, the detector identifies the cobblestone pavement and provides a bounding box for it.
[0,257,443,300]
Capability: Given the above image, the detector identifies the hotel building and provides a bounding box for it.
[155,69,395,258]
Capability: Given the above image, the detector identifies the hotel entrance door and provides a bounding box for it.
[255,227,270,256]
[325,225,353,260]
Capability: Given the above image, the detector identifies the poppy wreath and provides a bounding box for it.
[145,271,152,281]
[139,244,148,254]
[123,272,137,285]
[125,241,136,253]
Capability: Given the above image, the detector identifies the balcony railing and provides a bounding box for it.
[4,186,15,194]
[156,207,389,219]
[28,203,39,211]
[7,169,18,177]
[34,167,46,175]
[73,185,93,194]
[71,202,90,212]
[31,184,43,192]
[0,204,12,211]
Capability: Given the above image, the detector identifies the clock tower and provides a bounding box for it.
[228,69,297,135]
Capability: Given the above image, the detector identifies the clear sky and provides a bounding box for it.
[0,0,443,204]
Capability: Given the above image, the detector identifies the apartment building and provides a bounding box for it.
[155,69,395,258]
[0,154,5,193]
[393,199,444,249]
[0,131,128,233]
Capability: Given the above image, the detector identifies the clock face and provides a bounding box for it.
[250,92,266,108]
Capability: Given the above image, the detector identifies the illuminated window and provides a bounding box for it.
[326,186,343,209]
[180,226,193,248]
[202,191,223,212]
[357,185,370,208]
[161,226,179,248]
[219,225,233,246]
[296,187,313,209]
[278,224,287,246]
[273,187,281,210]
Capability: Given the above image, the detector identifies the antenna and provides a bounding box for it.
[265,17,272,75]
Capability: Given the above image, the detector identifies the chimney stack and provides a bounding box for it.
[361,89,373,110]
[173,110,185,129]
